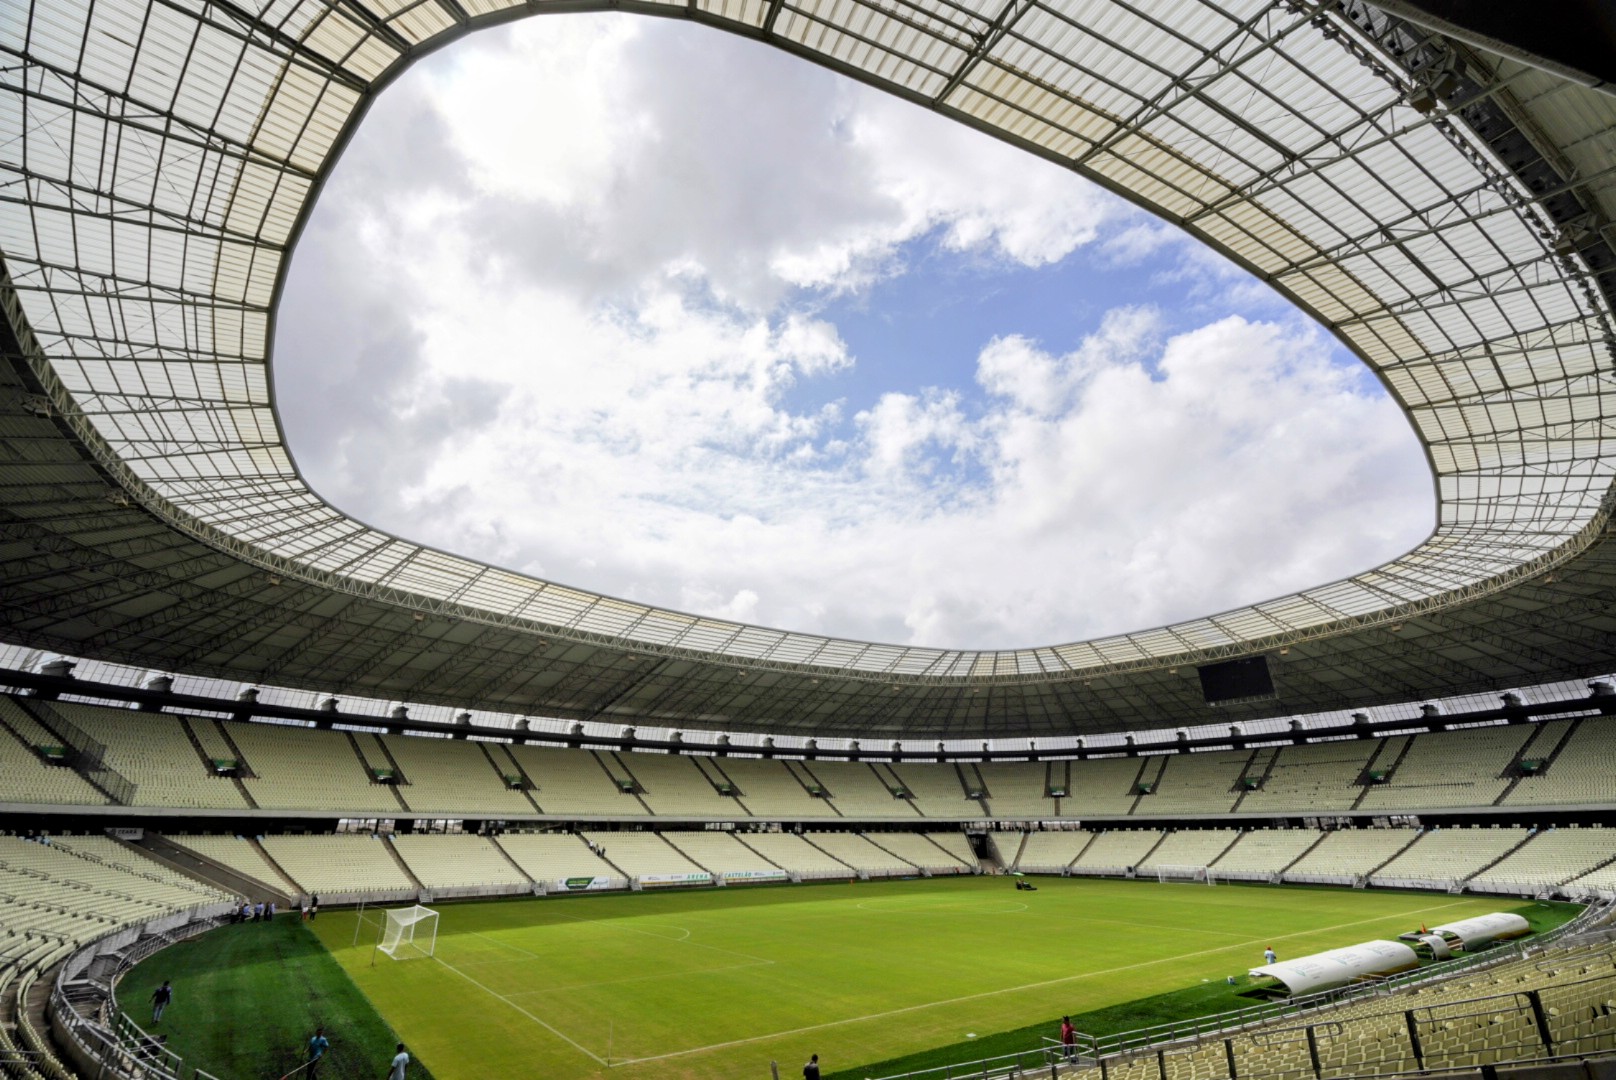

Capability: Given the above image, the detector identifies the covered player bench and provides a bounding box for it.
[1247,940,1419,997]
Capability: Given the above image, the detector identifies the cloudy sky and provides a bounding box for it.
[273,14,1434,651]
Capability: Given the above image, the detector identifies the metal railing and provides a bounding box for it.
[867,903,1613,1080]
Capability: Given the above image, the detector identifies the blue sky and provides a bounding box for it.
[273,13,1433,650]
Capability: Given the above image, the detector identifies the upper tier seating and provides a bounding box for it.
[3,692,1615,824]
[1138,828,1240,870]
[801,762,917,818]
[887,763,974,818]
[1140,751,1248,816]
[1285,827,1418,881]
[1060,757,1145,816]
[739,833,855,878]
[509,746,650,817]
[1234,740,1377,813]
[378,734,536,817]
[49,702,248,809]
[1072,829,1165,872]
[229,722,401,813]
[1212,828,1324,878]
[493,832,620,883]
[717,758,838,818]
[617,753,742,817]
[1507,717,1616,807]
[579,831,705,878]
[1358,724,1533,810]
[258,835,414,895]
[0,698,109,806]
[978,761,1056,818]
[1372,825,1530,885]
[392,834,530,890]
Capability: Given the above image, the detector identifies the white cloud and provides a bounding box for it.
[274,13,1433,651]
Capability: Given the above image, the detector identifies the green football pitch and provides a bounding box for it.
[277,878,1532,1080]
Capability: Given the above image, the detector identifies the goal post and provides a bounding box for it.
[1155,865,1216,885]
[353,898,387,947]
[375,905,439,962]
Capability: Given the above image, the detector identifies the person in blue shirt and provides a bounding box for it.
[306,1027,331,1079]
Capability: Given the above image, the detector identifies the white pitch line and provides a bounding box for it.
[431,955,605,1065]
[545,908,774,965]
[465,930,545,960]
[503,959,777,997]
[607,900,1481,1067]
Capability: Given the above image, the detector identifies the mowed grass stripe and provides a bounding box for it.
[607,895,1487,1066]
[118,917,431,1080]
[300,878,1524,1080]
[430,953,606,1063]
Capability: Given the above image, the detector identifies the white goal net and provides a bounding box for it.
[1155,865,1216,885]
[378,905,439,959]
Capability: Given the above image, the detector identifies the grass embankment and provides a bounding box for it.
[828,896,1584,1080]
[119,916,431,1080]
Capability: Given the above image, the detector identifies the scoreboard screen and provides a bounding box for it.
[1197,656,1276,705]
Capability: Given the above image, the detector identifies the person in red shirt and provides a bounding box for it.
[1060,1016,1076,1062]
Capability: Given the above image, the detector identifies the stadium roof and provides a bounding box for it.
[2,0,1615,738]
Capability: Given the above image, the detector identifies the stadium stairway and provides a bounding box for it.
[798,833,859,876]
[789,761,839,812]
[247,838,303,897]
[996,832,1028,871]
[1133,831,1171,868]
[18,702,132,807]
[595,752,657,814]
[1228,748,1279,812]
[381,837,426,894]
[347,734,412,813]
[1496,721,1586,807]
[1280,832,1331,876]
[1351,737,1416,809]
[858,833,925,874]
[486,833,538,883]
[658,833,714,875]
[479,744,543,814]
[731,834,789,873]
[1466,831,1543,886]
[1358,830,1423,885]
[490,744,542,801]
[1130,758,1167,814]
[171,716,232,777]
[122,835,293,906]
[593,846,635,881]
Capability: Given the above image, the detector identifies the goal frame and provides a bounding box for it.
[1154,865,1217,885]
[371,904,439,965]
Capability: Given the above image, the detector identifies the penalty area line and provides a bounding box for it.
[606,899,1479,1067]
[431,955,605,1065]
[545,908,774,965]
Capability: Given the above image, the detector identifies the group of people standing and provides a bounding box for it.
[228,895,320,923]
[233,899,276,923]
